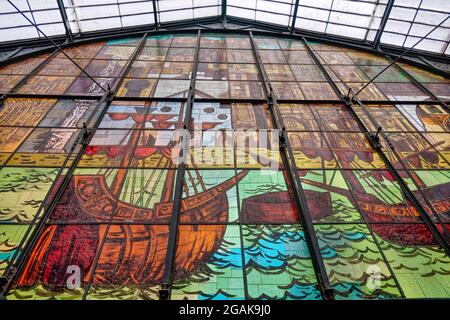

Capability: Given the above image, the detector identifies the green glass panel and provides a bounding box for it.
[375,231,450,298]
[0,167,58,223]
[315,224,401,299]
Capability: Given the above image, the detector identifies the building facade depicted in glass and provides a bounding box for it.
[0,32,449,301]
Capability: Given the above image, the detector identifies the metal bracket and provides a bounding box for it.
[159,284,170,300]
[80,123,92,145]
[370,126,382,149]
[0,266,16,297]
[279,133,287,148]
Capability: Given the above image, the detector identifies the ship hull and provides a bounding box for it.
[241,186,449,246]
[17,172,246,289]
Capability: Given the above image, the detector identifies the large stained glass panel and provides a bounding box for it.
[1,32,449,302]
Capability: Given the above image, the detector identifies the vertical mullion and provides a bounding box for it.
[116,0,124,30]
[401,0,422,49]
[0,93,111,298]
[24,0,38,39]
[306,104,407,298]
[81,33,150,299]
[222,0,227,28]
[0,50,60,172]
[159,30,201,300]
[152,0,159,28]
[372,0,395,49]
[323,0,335,36]
[290,0,300,32]
[234,155,249,300]
[227,34,248,299]
[249,31,335,300]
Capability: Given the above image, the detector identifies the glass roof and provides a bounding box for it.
[0,0,449,55]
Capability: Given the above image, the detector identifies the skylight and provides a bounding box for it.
[0,0,448,55]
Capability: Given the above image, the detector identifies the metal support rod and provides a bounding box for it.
[290,0,300,33]
[159,30,201,300]
[249,31,335,300]
[353,15,450,98]
[6,0,107,92]
[372,0,394,49]
[80,34,149,299]
[302,37,450,255]
[56,0,73,42]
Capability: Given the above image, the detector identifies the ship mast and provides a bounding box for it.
[110,122,145,196]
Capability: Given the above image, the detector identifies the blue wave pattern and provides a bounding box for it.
[172,223,404,300]
[243,224,322,300]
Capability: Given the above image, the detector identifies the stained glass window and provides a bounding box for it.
[1,31,449,301]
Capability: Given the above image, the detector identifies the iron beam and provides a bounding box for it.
[373,0,394,49]
[222,0,227,28]
[152,0,159,28]
[290,0,300,33]
[159,30,202,300]
[56,0,74,42]
[249,31,335,300]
